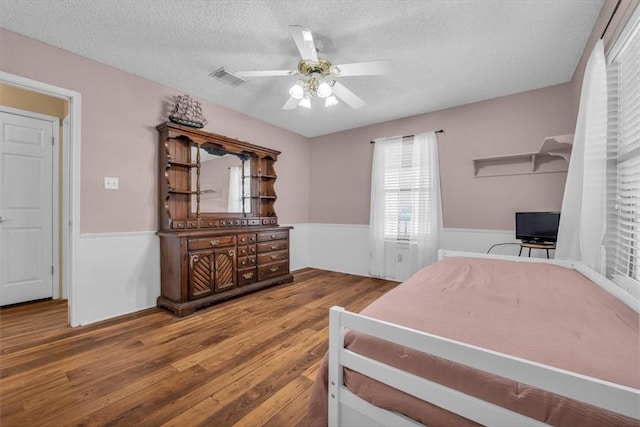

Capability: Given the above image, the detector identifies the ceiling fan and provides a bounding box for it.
[230,25,392,110]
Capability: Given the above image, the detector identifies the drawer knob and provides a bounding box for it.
[270,266,280,272]
[271,234,277,238]
[270,254,279,260]
[270,245,278,250]
[242,272,254,280]
[210,240,220,246]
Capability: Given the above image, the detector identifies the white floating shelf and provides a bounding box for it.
[472,134,574,177]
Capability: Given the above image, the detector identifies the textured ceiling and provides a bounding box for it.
[0,0,604,137]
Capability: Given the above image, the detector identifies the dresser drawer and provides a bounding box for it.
[257,230,289,242]
[257,240,289,253]
[257,250,288,265]
[237,268,258,286]
[186,220,199,229]
[237,245,257,257]
[188,235,236,250]
[258,261,289,281]
[200,219,219,228]
[237,234,257,245]
[237,255,257,269]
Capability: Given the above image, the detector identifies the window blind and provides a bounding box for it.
[605,10,640,295]
[383,138,432,238]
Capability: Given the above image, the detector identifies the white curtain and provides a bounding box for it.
[555,40,608,273]
[228,166,242,212]
[369,132,443,281]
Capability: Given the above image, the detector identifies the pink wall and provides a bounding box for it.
[0,29,310,233]
[308,83,575,229]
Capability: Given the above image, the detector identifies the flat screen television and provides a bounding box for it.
[515,211,561,243]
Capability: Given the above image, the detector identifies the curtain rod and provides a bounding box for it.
[370,130,444,143]
[600,0,621,39]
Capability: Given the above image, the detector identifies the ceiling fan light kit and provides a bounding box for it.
[325,95,339,108]
[299,95,312,109]
[289,82,305,100]
[213,25,391,111]
[317,82,332,98]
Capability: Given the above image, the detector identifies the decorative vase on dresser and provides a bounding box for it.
[156,122,293,317]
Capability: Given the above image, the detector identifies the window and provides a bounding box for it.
[382,137,432,239]
[369,132,442,280]
[605,10,640,295]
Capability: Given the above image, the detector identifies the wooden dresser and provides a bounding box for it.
[156,122,293,316]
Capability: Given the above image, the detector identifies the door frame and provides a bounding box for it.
[0,106,60,300]
[0,71,82,326]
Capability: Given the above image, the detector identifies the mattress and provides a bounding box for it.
[308,257,640,426]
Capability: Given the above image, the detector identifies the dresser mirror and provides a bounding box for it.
[190,144,252,215]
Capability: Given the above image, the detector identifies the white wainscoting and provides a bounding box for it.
[77,232,160,326]
[73,225,548,325]
[300,224,552,278]
[307,224,371,277]
[444,227,521,256]
[76,227,309,326]
[284,223,310,272]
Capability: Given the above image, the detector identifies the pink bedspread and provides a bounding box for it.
[308,257,640,426]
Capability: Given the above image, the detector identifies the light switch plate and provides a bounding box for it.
[104,176,119,190]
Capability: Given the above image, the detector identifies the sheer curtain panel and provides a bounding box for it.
[228,165,242,212]
[369,132,443,281]
[556,40,608,274]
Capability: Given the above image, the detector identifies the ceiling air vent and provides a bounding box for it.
[210,67,247,87]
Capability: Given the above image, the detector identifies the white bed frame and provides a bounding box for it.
[328,250,640,427]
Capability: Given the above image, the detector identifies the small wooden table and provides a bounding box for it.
[519,242,556,259]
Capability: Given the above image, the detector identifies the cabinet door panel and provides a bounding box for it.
[188,252,214,299]
[214,249,236,293]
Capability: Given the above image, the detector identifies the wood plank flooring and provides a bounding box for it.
[0,268,398,427]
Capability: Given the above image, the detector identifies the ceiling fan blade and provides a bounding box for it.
[235,70,298,78]
[282,96,299,110]
[289,25,318,62]
[331,82,365,109]
[331,60,392,76]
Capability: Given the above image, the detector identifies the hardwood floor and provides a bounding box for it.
[0,268,398,427]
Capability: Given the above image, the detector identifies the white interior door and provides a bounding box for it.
[0,110,55,306]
